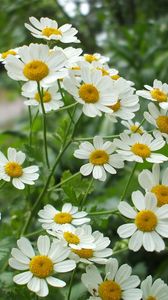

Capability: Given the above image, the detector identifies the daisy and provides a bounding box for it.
[81,258,142,300]
[118,191,168,252]
[0,47,19,63]
[138,164,168,207]
[9,235,76,297]
[70,225,112,265]
[114,132,168,163]
[21,81,63,113]
[63,63,118,117]
[74,136,124,181]
[25,17,80,43]
[38,203,90,231]
[121,120,144,134]
[137,79,168,110]
[144,102,168,141]
[5,43,67,85]
[82,53,109,64]
[141,275,168,300]
[0,147,39,190]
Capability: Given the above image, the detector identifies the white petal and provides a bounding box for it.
[143,232,155,252]
[46,276,66,287]
[13,271,32,285]
[128,230,143,252]
[118,202,136,218]
[27,276,41,292]
[54,260,76,273]
[36,279,49,297]
[117,223,137,238]
[80,163,93,176]
[37,235,50,255]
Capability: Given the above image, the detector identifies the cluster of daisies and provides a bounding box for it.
[1,15,168,299]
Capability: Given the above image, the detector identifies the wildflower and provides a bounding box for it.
[0,47,19,63]
[141,275,168,300]
[121,120,144,134]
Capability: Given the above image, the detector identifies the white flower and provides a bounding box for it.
[144,102,168,141]
[137,79,168,110]
[82,53,109,64]
[141,275,168,300]
[74,136,124,181]
[114,132,168,163]
[63,63,118,117]
[0,147,39,190]
[121,120,144,134]
[70,225,112,265]
[38,203,90,231]
[0,48,19,63]
[9,235,76,297]
[25,17,80,43]
[81,258,142,300]
[118,191,168,252]
[5,43,67,85]
[22,81,63,113]
[138,164,168,207]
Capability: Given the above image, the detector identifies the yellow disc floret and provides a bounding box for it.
[89,150,109,165]
[42,27,62,37]
[63,232,80,244]
[84,54,98,63]
[135,210,157,232]
[79,83,99,103]
[130,125,143,134]
[98,280,122,300]
[150,89,167,102]
[35,91,52,103]
[156,116,168,134]
[54,212,73,224]
[109,101,121,112]
[72,248,93,258]
[5,162,23,178]
[131,143,151,158]
[111,74,120,80]
[29,255,53,278]
[97,67,109,76]
[151,184,168,206]
[147,297,156,300]
[1,50,17,59]
[23,60,49,81]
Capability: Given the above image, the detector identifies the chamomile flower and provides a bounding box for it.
[25,17,80,43]
[81,258,142,300]
[0,147,39,190]
[70,225,112,265]
[38,203,90,231]
[114,132,168,163]
[74,136,124,181]
[9,235,76,297]
[63,63,118,117]
[144,103,168,141]
[137,79,168,110]
[138,164,168,207]
[83,53,109,64]
[0,48,19,63]
[118,191,168,252]
[22,81,63,113]
[5,43,67,85]
[121,120,144,134]
[141,275,168,300]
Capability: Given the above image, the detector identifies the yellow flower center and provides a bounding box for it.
[89,149,109,165]
[156,116,168,134]
[54,212,73,224]
[23,60,49,81]
[130,125,143,134]
[79,83,99,103]
[150,89,167,102]
[147,297,156,300]
[1,50,17,59]
[71,66,81,71]
[35,91,52,103]
[72,248,93,258]
[108,101,121,112]
[84,54,98,63]
[63,232,80,244]
[98,280,122,300]
[135,210,157,232]
[29,255,53,278]
[42,27,62,37]
[5,162,23,178]
[131,143,151,158]
[97,67,109,76]
[151,184,168,206]
[111,74,120,80]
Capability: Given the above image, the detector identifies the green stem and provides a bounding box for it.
[135,118,145,133]
[57,80,74,124]
[0,181,6,189]
[80,178,93,209]
[28,106,33,147]
[56,102,77,113]
[37,82,50,169]
[74,134,120,142]
[48,171,80,191]
[67,269,76,300]
[113,247,128,256]
[89,209,118,216]
[120,162,138,202]
[25,229,44,238]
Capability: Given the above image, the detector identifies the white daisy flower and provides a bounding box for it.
[74,136,124,181]
[38,203,90,231]
[144,102,168,141]
[70,225,112,265]
[0,47,19,63]
[138,164,168,207]
[9,235,76,297]
[81,258,142,300]
[5,43,67,85]
[121,120,144,134]
[114,132,168,163]
[0,147,39,190]
[118,191,168,252]
[141,275,168,300]
[21,81,63,113]
[82,53,109,64]
[63,63,118,117]
[47,224,95,250]
[137,79,168,110]
[25,17,80,43]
